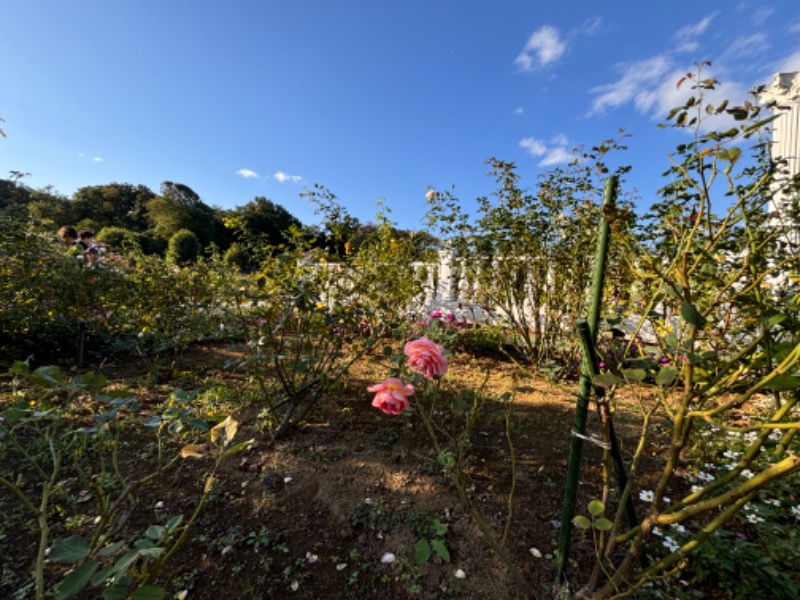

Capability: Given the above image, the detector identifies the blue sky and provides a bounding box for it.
[2,1,799,230]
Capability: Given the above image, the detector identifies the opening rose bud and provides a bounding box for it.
[367,378,414,415]
[404,336,448,380]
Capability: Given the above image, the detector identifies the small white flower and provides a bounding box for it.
[380,552,396,564]
[791,505,800,518]
[290,581,299,591]
[740,469,754,479]
[175,591,188,600]
[284,476,293,484]
[744,431,758,443]
[671,524,686,533]
[663,497,671,504]
[747,513,764,524]
[652,527,663,537]
[764,498,781,507]
[697,471,713,482]
[662,537,680,552]
[723,450,740,460]
[529,548,543,558]
[639,490,654,502]
[155,501,165,510]
[770,429,783,441]
[336,563,347,571]
[690,485,702,494]
[306,552,318,564]
[222,545,233,556]
[454,569,466,579]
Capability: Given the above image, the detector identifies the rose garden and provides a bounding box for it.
[1,73,799,599]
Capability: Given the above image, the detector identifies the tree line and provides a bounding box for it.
[0,174,438,268]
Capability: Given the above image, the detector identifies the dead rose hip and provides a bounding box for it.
[404,336,448,380]
[367,378,414,415]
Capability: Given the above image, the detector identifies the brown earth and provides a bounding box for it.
[1,342,673,600]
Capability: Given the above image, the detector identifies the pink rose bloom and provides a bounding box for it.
[404,336,448,380]
[368,378,414,414]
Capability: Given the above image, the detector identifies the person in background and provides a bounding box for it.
[58,226,82,248]
[78,230,105,266]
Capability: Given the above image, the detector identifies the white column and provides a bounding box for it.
[762,72,800,243]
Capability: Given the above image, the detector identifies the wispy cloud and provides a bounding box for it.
[673,13,717,43]
[519,135,573,166]
[778,49,800,72]
[273,171,302,184]
[92,157,102,162]
[515,26,566,71]
[587,12,758,130]
[588,55,672,116]
[789,21,800,33]
[514,107,525,116]
[515,19,602,72]
[672,12,717,54]
[236,168,260,179]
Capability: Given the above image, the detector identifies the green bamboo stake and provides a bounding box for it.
[555,175,618,583]
[575,319,637,527]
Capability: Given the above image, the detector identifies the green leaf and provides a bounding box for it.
[90,566,115,586]
[165,515,184,533]
[717,147,742,163]
[430,539,450,563]
[592,373,622,388]
[30,365,63,387]
[681,302,707,328]
[97,541,125,557]
[655,366,679,387]
[622,368,647,382]
[593,518,614,531]
[573,515,592,530]
[103,575,133,600]
[57,560,99,600]
[130,586,166,600]
[49,536,91,563]
[145,525,166,541]
[587,500,605,517]
[415,538,432,564]
[763,376,800,391]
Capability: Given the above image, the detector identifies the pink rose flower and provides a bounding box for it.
[367,378,414,415]
[404,336,448,380]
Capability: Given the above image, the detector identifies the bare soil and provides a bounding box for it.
[1,342,672,600]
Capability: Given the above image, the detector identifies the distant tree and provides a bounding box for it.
[166,229,201,266]
[146,182,225,248]
[223,241,253,272]
[24,186,73,226]
[71,183,154,232]
[225,196,303,247]
[96,226,140,251]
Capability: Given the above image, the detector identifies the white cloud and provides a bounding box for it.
[515,26,566,71]
[236,168,260,179]
[576,16,602,36]
[672,13,718,54]
[514,107,524,115]
[722,33,770,61]
[778,49,800,72]
[588,55,672,116]
[274,171,302,183]
[519,135,574,166]
[92,157,102,162]
[673,13,717,43]
[789,22,800,33]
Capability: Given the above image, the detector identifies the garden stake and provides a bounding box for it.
[575,319,637,528]
[554,175,618,584]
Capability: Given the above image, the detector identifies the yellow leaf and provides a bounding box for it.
[180,443,212,458]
